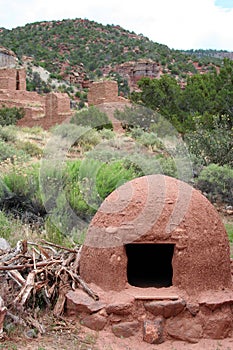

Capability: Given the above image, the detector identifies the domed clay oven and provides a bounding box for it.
[80,174,231,293]
[67,175,233,344]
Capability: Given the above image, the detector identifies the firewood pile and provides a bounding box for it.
[0,239,98,339]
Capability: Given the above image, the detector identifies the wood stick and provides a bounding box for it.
[7,270,25,286]
[72,245,82,273]
[72,272,99,301]
[14,271,36,306]
[0,259,62,271]
[40,240,78,253]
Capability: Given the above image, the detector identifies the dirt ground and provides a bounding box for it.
[2,329,233,350]
[1,313,233,350]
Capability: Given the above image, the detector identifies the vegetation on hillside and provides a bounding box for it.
[130,58,233,137]
[0,18,224,87]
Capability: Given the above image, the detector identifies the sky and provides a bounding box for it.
[0,0,233,51]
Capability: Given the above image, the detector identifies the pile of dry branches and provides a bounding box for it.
[0,239,98,339]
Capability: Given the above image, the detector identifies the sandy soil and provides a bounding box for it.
[2,323,233,350]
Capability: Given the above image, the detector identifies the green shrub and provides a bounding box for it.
[15,141,43,157]
[98,128,115,140]
[71,106,112,130]
[185,115,233,167]
[2,163,44,218]
[0,140,27,162]
[0,125,17,142]
[225,223,233,243]
[123,154,178,178]
[130,128,163,151]
[20,126,44,134]
[96,160,138,199]
[0,210,11,239]
[0,106,25,126]
[196,163,233,204]
[114,105,155,131]
[52,123,101,151]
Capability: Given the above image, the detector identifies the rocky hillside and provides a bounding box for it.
[0,18,231,95]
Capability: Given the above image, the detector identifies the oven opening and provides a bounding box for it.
[126,243,174,288]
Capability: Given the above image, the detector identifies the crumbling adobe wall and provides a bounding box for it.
[0,49,72,129]
[43,92,72,129]
[0,68,26,91]
[0,90,45,126]
[17,92,72,129]
[88,80,121,105]
[0,89,72,129]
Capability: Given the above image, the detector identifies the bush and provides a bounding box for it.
[185,115,233,167]
[0,125,17,142]
[114,105,155,131]
[0,140,27,162]
[0,210,11,239]
[52,123,101,152]
[98,128,115,140]
[196,163,233,204]
[1,163,44,219]
[16,141,43,157]
[0,106,25,126]
[130,128,163,151]
[225,223,233,243]
[71,106,112,130]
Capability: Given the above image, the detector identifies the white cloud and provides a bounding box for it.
[0,0,232,50]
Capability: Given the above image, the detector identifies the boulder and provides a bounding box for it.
[143,318,164,344]
[112,321,140,338]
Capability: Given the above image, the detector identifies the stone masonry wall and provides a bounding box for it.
[0,64,72,129]
[43,92,72,129]
[0,68,26,91]
[88,81,120,105]
[17,69,26,91]
[0,88,72,129]
[0,68,17,90]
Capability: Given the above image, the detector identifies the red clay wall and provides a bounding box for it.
[88,81,120,105]
[0,68,72,129]
[0,68,26,91]
[43,92,72,129]
[0,89,71,129]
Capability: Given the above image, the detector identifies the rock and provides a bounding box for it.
[25,328,38,339]
[186,303,199,316]
[199,291,233,311]
[106,301,133,316]
[143,318,164,344]
[112,321,140,338]
[166,316,203,343]
[144,299,186,318]
[81,313,107,331]
[0,238,10,252]
[202,312,232,339]
[66,289,106,315]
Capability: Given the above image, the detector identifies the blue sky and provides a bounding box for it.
[215,0,233,8]
[0,0,232,51]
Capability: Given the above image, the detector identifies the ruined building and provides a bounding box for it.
[0,46,72,129]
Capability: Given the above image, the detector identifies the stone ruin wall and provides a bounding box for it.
[0,68,26,90]
[88,80,121,105]
[0,66,72,129]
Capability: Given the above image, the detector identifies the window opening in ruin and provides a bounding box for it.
[16,71,20,90]
[126,244,174,288]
